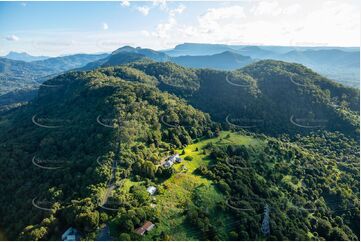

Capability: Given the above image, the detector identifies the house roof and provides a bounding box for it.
[134,227,146,235]
[146,186,157,194]
[61,227,79,241]
[134,221,155,235]
[143,221,154,231]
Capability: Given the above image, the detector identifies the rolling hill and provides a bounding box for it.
[0,60,358,240]
[128,60,359,138]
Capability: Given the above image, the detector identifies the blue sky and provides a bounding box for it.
[1,0,359,56]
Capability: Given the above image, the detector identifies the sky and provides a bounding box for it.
[0,0,360,56]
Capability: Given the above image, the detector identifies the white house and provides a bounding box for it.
[61,227,80,241]
[163,159,174,168]
[163,154,181,168]
[146,186,157,195]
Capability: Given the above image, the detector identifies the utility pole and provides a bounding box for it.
[261,204,270,236]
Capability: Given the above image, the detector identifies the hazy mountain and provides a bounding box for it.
[163,43,238,56]
[83,46,253,71]
[32,53,109,72]
[0,53,109,110]
[236,46,275,59]
[113,46,169,61]
[165,43,358,56]
[164,43,360,87]
[275,49,360,87]
[80,46,164,70]
[172,51,253,70]
[3,51,50,62]
[0,57,55,95]
[277,49,359,70]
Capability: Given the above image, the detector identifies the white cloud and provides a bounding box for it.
[251,1,282,16]
[4,0,359,55]
[196,6,246,36]
[152,0,167,10]
[153,17,177,40]
[5,35,19,41]
[137,6,150,16]
[151,0,359,48]
[121,0,130,7]
[169,4,186,17]
[251,1,301,16]
[288,1,359,46]
[102,22,109,30]
[282,4,301,15]
[21,2,27,7]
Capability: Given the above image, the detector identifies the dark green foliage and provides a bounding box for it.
[0,67,212,240]
[184,155,193,161]
[0,59,359,241]
[197,132,359,240]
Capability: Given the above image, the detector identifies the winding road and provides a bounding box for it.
[99,117,122,211]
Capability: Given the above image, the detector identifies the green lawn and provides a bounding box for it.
[121,179,142,193]
[142,131,262,240]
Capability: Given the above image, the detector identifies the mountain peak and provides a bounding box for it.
[4,51,49,62]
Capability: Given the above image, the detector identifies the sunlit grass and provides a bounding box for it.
[143,131,261,240]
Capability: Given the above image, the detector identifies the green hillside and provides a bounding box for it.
[0,60,358,240]
[127,60,359,137]
[0,68,213,240]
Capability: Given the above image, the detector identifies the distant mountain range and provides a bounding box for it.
[0,53,108,94]
[0,53,108,111]
[2,51,50,62]
[81,44,359,87]
[171,51,253,70]
[164,43,359,57]
[81,46,253,71]
[164,43,360,87]
[0,43,359,112]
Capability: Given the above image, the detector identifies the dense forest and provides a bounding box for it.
[195,131,359,240]
[0,59,359,240]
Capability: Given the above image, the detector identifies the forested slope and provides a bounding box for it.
[0,68,213,240]
[0,60,358,240]
[127,60,359,138]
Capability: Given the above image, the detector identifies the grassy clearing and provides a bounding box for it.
[121,179,142,193]
[282,175,303,190]
[142,131,261,240]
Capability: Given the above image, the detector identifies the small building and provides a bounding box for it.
[163,154,180,168]
[146,186,157,195]
[163,159,174,168]
[134,221,155,236]
[61,227,80,241]
[170,154,180,162]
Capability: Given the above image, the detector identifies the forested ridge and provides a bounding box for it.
[0,60,359,240]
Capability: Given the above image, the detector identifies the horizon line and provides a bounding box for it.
[2,42,360,58]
